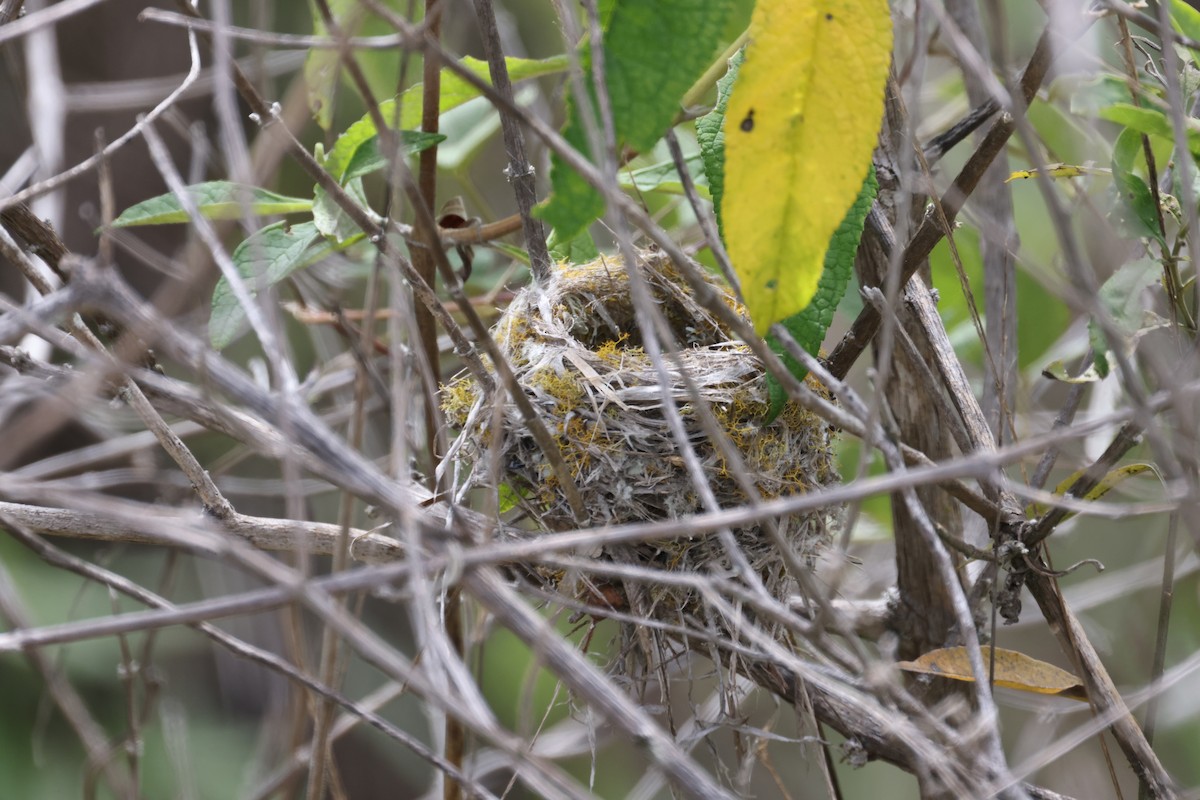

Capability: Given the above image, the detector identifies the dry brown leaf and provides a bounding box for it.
[897,646,1087,701]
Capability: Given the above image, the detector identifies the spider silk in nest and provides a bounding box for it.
[443,251,841,611]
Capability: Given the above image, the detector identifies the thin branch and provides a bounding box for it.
[0,0,107,46]
[0,559,135,799]
[139,9,418,49]
[0,519,497,798]
[464,567,736,800]
[471,0,552,283]
[0,27,204,213]
[1023,421,1145,549]
[825,13,1093,380]
[1141,511,1180,756]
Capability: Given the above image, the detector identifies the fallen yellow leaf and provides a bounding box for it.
[897,646,1087,701]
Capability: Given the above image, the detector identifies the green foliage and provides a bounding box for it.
[312,177,378,243]
[329,55,567,177]
[618,152,709,200]
[1045,28,1200,378]
[1100,103,1200,157]
[309,129,443,249]
[1169,0,1200,70]
[696,47,744,237]
[537,0,739,241]
[305,0,364,130]
[1110,128,1166,247]
[547,227,599,264]
[109,182,312,227]
[112,119,435,349]
[209,221,322,349]
[337,130,446,184]
[497,482,528,513]
[764,168,877,422]
[1089,257,1163,378]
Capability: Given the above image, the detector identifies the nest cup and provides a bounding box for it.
[444,252,841,608]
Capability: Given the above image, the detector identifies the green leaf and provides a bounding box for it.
[1109,127,1166,246]
[1065,74,1133,119]
[617,152,709,199]
[1099,103,1200,156]
[1088,257,1160,378]
[597,0,618,29]
[340,130,447,184]
[696,47,744,237]
[110,182,312,227]
[1041,359,1102,384]
[313,178,379,243]
[599,4,736,151]
[764,168,877,422]
[547,227,599,264]
[327,55,568,181]
[426,54,567,126]
[1169,0,1200,70]
[210,221,321,349]
[305,0,364,130]
[498,482,528,514]
[723,0,892,335]
[436,87,534,172]
[538,119,605,238]
[489,241,531,266]
[537,0,740,241]
[1093,348,1110,380]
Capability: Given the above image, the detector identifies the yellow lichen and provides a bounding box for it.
[527,366,585,408]
[595,333,633,365]
[440,376,481,427]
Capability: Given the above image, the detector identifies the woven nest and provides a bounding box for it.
[443,252,841,611]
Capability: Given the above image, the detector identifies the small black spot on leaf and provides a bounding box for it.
[825,12,834,20]
[740,109,755,132]
[765,279,777,290]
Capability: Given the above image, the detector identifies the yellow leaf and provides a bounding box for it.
[723,0,892,335]
[1004,163,1110,183]
[1041,358,1103,384]
[1026,462,1154,518]
[897,646,1087,701]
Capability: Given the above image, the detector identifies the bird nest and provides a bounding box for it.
[443,252,841,612]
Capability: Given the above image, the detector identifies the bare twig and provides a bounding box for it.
[825,13,1093,380]
[0,27,204,213]
[0,559,135,799]
[139,8,418,49]
[0,0,107,46]
[471,0,552,283]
